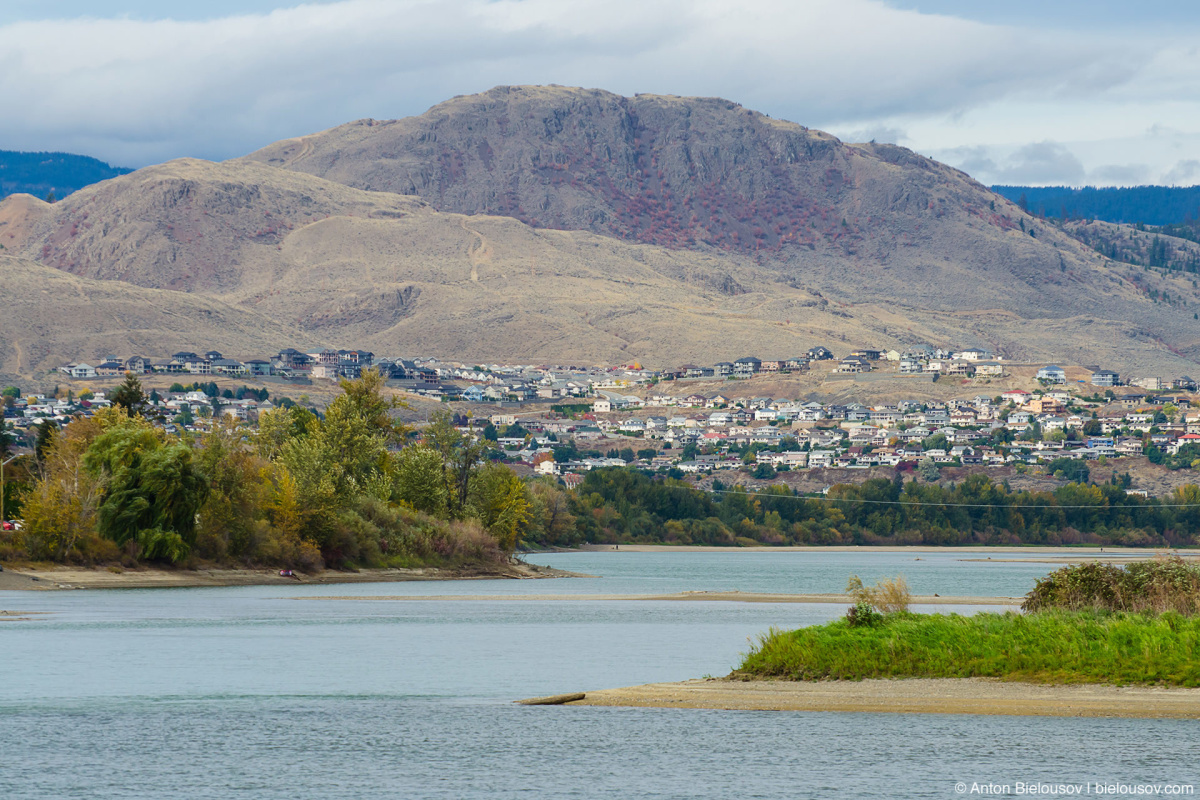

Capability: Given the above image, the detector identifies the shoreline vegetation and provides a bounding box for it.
[542,560,1200,717]
[0,371,572,577]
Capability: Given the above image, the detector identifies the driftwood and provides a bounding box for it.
[516,692,586,706]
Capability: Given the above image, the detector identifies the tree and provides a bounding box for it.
[392,446,449,516]
[109,372,146,415]
[34,421,56,464]
[18,416,107,560]
[467,463,531,552]
[921,433,949,452]
[92,440,208,560]
[527,479,576,546]
[423,409,491,517]
[752,463,775,479]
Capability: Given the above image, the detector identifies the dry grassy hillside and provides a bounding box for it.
[241,86,1200,367]
[3,87,1200,376]
[0,255,309,378]
[2,157,1200,374]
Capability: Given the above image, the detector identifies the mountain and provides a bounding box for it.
[0,150,132,201]
[4,86,1200,376]
[993,185,1200,226]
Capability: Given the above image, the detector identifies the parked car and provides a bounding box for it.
[1,521,20,532]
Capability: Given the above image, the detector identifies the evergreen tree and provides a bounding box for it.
[109,373,146,415]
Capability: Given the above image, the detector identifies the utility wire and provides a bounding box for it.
[657,483,1200,510]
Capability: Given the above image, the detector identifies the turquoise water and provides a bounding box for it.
[2,552,1194,798]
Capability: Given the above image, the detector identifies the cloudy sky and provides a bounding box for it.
[1,0,1197,186]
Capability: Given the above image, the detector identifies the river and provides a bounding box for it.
[2,550,1194,798]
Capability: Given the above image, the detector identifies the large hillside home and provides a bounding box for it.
[1036,365,1067,383]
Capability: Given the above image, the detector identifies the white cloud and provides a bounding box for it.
[0,0,1159,171]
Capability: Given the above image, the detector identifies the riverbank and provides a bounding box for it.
[559,678,1200,718]
[0,561,580,591]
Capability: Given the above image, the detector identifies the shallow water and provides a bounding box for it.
[2,552,1194,798]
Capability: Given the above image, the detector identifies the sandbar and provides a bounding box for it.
[295,591,1019,605]
[559,678,1200,718]
[0,562,580,591]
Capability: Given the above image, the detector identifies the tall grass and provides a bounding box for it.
[738,611,1200,686]
[1023,556,1200,615]
[847,574,912,613]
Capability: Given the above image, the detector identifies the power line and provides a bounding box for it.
[662,482,1200,511]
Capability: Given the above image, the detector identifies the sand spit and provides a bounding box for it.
[558,678,1200,719]
[294,591,1019,606]
[0,562,580,591]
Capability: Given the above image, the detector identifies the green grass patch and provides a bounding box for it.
[738,611,1200,686]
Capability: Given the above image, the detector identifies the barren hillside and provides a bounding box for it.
[0,254,308,378]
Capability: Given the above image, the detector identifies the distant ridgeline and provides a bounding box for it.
[992,185,1200,227]
[0,150,132,200]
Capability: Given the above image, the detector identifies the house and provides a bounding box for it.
[125,356,152,374]
[1091,370,1119,387]
[899,356,924,374]
[957,348,992,361]
[807,346,834,361]
[757,450,808,468]
[245,359,273,377]
[713,362,734,376]
[211,358,247,376]
[849,349,882,361]
[808,450,835,468]
[974,361,1004,377]
[759,360,783,373]
[836,356,870,374]
[685,366,714,379]
[1001,390,1031,404]
[1173,376,1198,391]
[276,349,312,371]
[1133,377,1164,391]
[94,360,125,377]
[733,356,762,376]
[1036,365,1067,383]
[67,363,97,379]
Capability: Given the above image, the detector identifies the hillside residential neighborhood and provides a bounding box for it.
[3,343,1198,491]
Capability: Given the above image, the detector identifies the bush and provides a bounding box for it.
[846,574,912,613]
[845,601,883,627]
[1023,556,1200,615]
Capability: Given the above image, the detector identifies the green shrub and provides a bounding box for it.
[845,602,883,627]
[1023,556,1200,615]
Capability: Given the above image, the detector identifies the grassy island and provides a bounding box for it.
[738,559,1200,687]
[738,611,1200,686]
